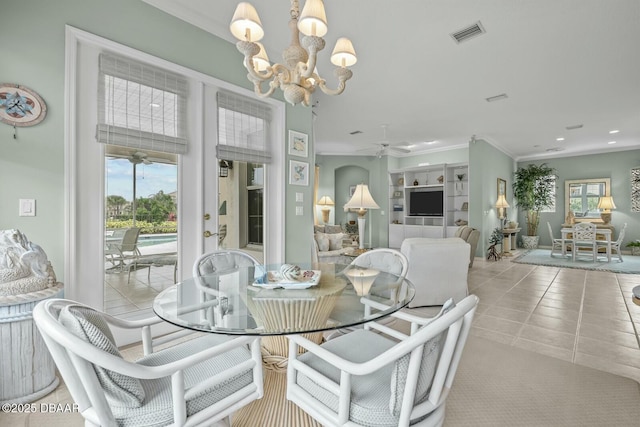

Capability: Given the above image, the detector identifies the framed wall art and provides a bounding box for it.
[497,178,507,197]
[288,130,308,158]
[289,160,309,186]
[632,167,640,212]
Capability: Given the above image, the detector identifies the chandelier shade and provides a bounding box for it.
[229,0,356,106]
[298,0,328,37]
[230,2,264,42]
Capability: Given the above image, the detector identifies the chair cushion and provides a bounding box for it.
[112,334,254,427]
[59,305,146,407]
[389,334,444,415]
[197,252,257,276]
[314,232,330,252]
[296,329,401,426]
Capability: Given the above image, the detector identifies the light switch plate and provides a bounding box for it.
[296,206,303,216]
[19,199,36,216]
[296,192,303,202]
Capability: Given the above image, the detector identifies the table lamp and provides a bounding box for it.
[495,194,510,228]
[344,184,379,249]
[597,196,616,224]
[317,195,335,224]
[345,268,380,296]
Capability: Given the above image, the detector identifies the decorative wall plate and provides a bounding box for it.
[0,83,47,127]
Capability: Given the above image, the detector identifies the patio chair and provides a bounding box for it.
[287,294,479,427]
[598,222,626,262]
[105,227,141,269]
[547,222,563,257]
[572,222,597,262]
[33,298,263,427]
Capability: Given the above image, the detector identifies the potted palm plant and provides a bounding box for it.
[512,163,556,249]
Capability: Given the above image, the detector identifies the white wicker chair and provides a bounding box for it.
[547,222,563,257]
[34,299,263,427]
[598,222,627,262]
[326,248,409,340]
[572,222,597,261]
[287,295,479,427]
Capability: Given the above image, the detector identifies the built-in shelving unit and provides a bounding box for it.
[388,163,469,249]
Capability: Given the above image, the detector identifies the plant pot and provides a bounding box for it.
[521,235,539,249]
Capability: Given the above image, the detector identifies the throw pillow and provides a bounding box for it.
[324,225,343,234]
[326,233,345,250]
[59,305,146,407]
[313,225,326,234]
[314,232,330,252]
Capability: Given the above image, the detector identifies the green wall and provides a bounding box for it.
[468,140,517,256]
[518,149,640,248]
[1,0,313,277]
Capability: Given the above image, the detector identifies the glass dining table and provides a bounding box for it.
[154,262,415,427]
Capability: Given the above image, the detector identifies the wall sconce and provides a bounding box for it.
[317,195,335,223]
[597,196,616,224]
[345,268,380,296]
[219,160,233,178]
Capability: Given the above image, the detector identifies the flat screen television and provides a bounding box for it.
[409,191,444,216]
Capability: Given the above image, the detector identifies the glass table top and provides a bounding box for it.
[153,263,415,336]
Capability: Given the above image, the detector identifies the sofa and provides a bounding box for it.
[311,225,355,263]
[454,225,481,267]
[400,237,470,307]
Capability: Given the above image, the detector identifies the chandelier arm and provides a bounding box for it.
[247,75,279,99]
[318,67,353,96]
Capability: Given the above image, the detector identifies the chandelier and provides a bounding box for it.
[230,0,357,106]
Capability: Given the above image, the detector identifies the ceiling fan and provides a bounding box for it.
[107,149,171,165]
[356,125,411,157]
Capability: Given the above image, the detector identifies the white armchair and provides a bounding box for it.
[287,295,479,427]
[34,299,263,427]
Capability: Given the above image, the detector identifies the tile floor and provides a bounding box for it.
[3,252,640,426]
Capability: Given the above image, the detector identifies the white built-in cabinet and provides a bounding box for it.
[388,163,469,249]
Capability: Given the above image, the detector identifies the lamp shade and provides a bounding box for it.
[331,37,357,67]
[495,194,510,209]
[597,196,616,211]
[344,184,379,210]
[345,268,379,296]
[317,196,334,206]
[298,0,328,37]
[230,2,264,42]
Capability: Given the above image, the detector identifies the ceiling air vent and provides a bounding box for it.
[451,21,486,44]
[349,130,363,135]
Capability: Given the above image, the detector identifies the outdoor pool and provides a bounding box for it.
[138,233,177,247]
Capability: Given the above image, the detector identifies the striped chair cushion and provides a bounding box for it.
[112,334,254,427]
[59,305,146,407]
[296,329,401,426]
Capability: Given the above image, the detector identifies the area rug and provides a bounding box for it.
[445,335,640,426]
[512,249,640,274]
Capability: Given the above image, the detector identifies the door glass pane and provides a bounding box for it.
[104,145,178,315]
[217,160,264,263]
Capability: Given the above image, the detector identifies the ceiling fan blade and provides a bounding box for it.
[390,146,411,154]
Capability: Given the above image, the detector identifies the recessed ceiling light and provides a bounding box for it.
[609,130,620,134]
[485,93,508,102]
[425,141,437,145]
[556,137,565,141]
[608,141,617,145]
[565,124,583,130]
[150,103,161,108]
[418,162,430,166]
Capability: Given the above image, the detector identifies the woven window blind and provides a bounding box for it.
[217,91,272,164]
[97,53,188,154]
